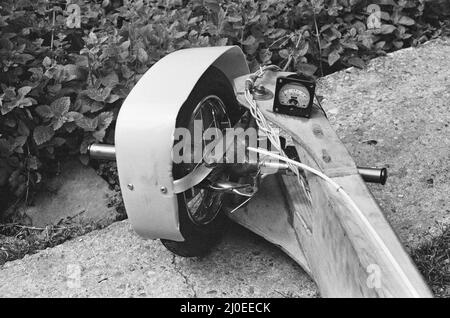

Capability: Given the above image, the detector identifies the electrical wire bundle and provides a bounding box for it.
[243,65,300,176]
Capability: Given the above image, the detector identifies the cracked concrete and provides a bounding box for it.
[171,254,197,298]
[0,220,317,297]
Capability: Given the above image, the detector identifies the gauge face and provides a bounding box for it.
[278,83,310,108]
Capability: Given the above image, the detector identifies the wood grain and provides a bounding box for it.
[231,71,432,297]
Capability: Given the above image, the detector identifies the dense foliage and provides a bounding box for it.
[0,0,449,210]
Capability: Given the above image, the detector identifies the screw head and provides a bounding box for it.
[254,85,266,94]
[127,184,134,191]
[160,186,167,194]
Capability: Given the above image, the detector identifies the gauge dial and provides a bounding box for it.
[278,83,310,108]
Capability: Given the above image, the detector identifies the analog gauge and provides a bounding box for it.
[278,83,310,108]
[273,75,315,118]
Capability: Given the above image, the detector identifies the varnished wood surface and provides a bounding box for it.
[230,71,432,297]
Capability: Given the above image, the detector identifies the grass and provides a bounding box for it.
[411,225,450,298]
[0,187,126,266]
[0,217,109,265]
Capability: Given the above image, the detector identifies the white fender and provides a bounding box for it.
[115,46,249,241]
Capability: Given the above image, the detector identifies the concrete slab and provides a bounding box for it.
[0,221,317,297]
[318,38,450,248]
[19,160,117,227]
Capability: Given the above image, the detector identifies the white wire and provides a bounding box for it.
[247,146,421,298]
[244,65,299,175]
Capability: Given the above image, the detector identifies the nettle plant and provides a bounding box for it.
[0,0,122,205]
[0,0,446,209]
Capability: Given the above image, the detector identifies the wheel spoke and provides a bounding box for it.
[178,95,232,226]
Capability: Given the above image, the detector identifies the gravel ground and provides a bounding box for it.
[0,38,448,297]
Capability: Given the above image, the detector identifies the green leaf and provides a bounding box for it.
[227,16,242,23]
[66,111,83,122]
[342,41,358,50]
[268,29,287,39]
[33,126,55,145]
[80,136,96,154]
[121,65,134,79]
[4,118,16,128]
[105,94,120,104]
[58,64,87,82]
[216,38,228,46]
[328,50,340,66]
[0,139,11,156]
[188,16,202,25]
[100,72,119,87]
[380,24,396,34]
[29,67,44,81]
[15,53,33,65]
[50,97,71,117]
[18,120,30,136]
[12,136,27,152]
[18,86,32,97]
[75,116,99,131]
[205,0,220,13]
[87,101,105,112]
[279,49,290,59]
[93,129,106,141]
[42,56,52,68]
[47,84,62,95]
[173,31,187,39]
[348,56,365,69]
[52,117,66,130]
[27,156,40,170]
[79,154,89,165]
[375,41,386,50]
[259,49,272,64]
[52,137,66,147]
[398,16,415,26]
[296,63,317,76]
[241,35,256,46]
[137,48,148,64]
[0,86,36,115]
[295,41,309,57]
[86,87,112,102]
[120,40,131,51]
[378,0,396,5]
[35,105,53,119]
[393,40,403,49]
[360,33,374,49]
[64,122,78,133]
[97,111,114,130]
[380,11,391,21]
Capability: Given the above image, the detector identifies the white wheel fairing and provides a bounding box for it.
[115,46,249,241]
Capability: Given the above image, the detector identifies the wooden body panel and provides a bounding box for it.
[228,175,312,277]
[231,71,432,297]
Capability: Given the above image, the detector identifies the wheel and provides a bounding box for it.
[160,66,241,257]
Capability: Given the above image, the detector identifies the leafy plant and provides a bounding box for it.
[0,0,448,211]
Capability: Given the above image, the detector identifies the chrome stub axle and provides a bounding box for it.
[88,143,388,185]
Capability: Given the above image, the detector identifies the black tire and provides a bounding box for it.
[160,66,241,257]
